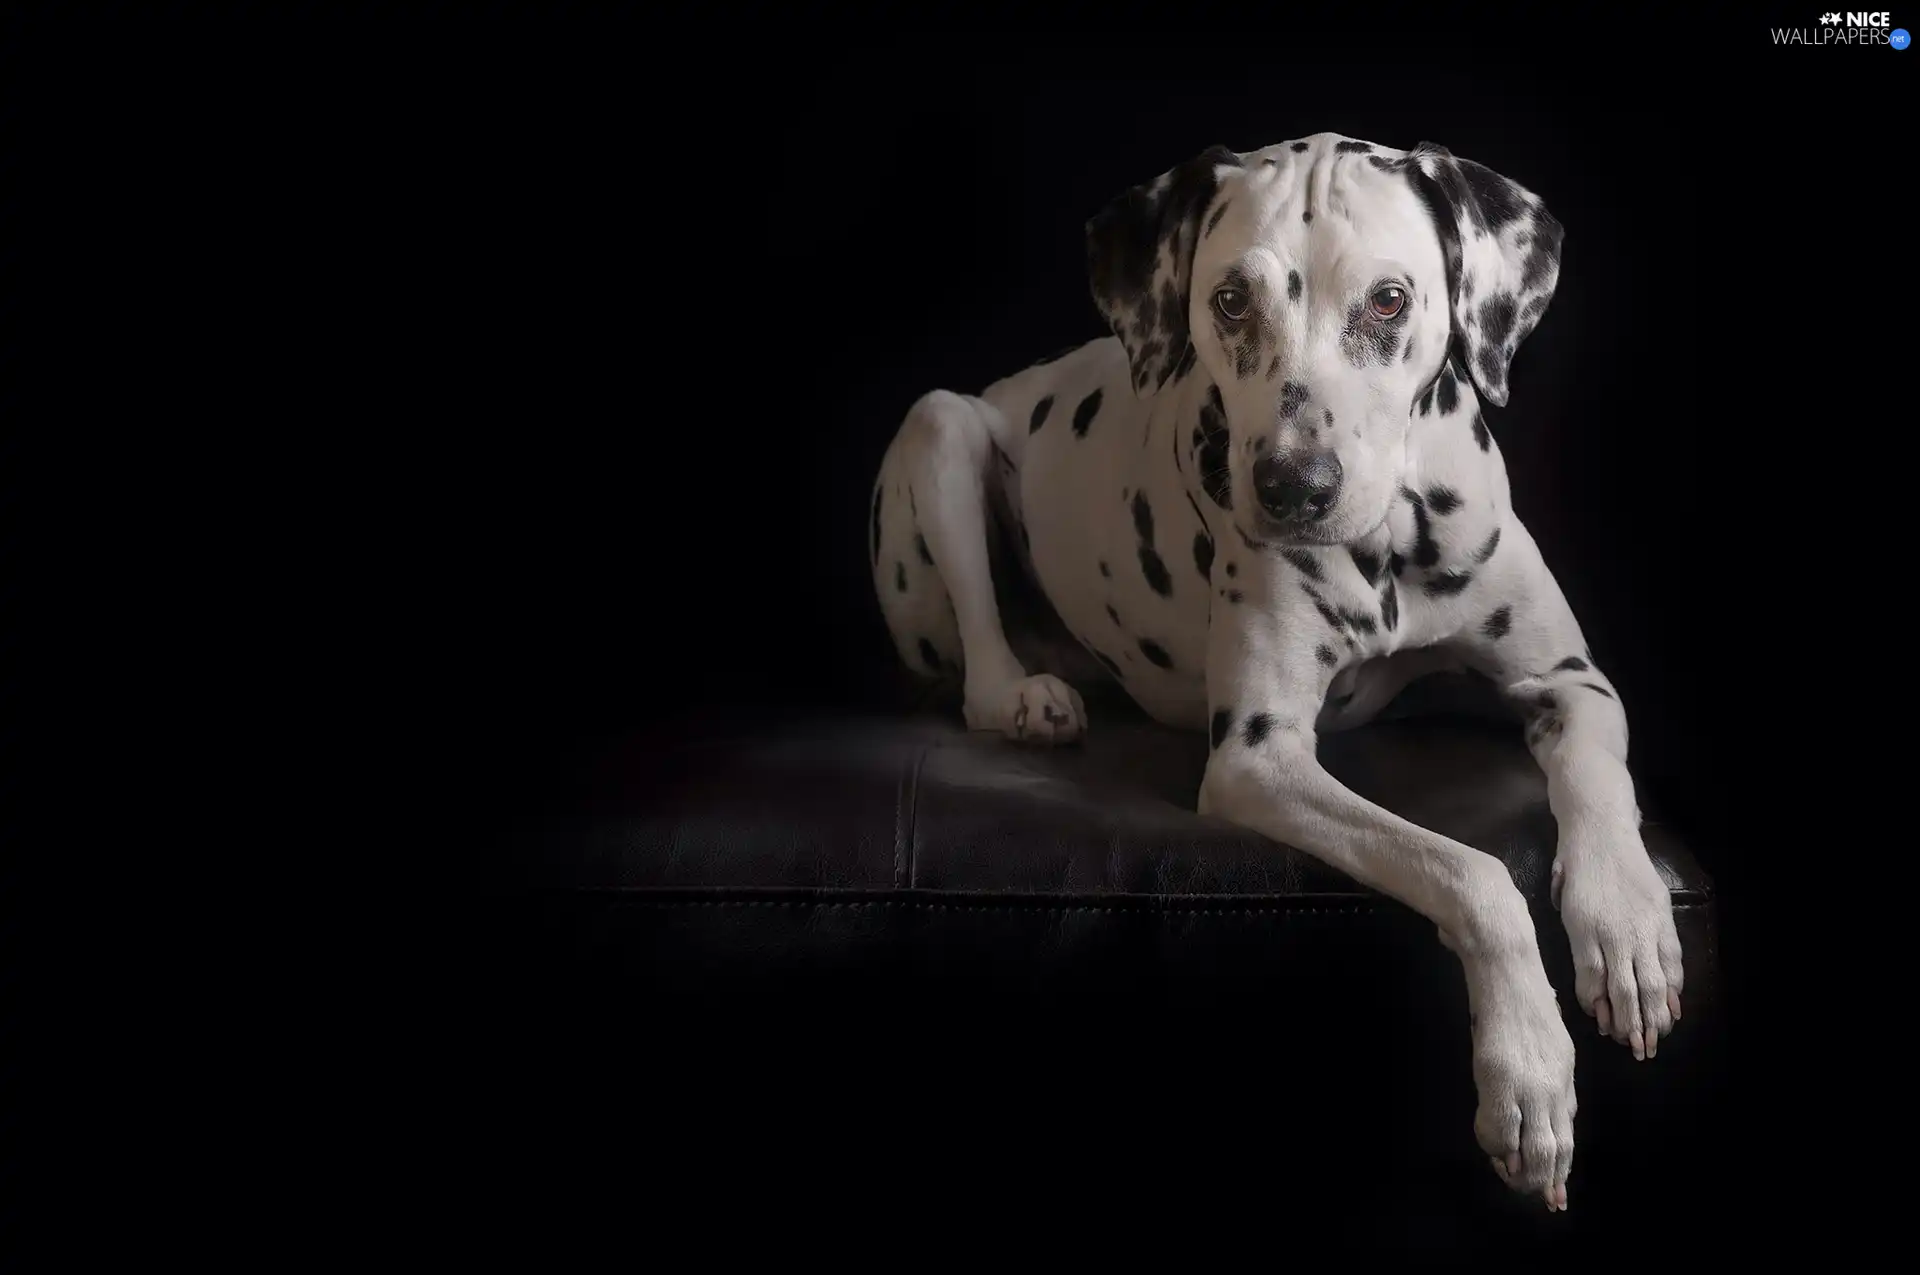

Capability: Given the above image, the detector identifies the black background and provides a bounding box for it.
[7,0,1911,1253]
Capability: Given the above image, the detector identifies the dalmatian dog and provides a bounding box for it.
[866,133,1682,1211]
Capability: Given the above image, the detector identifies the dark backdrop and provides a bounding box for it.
[14,4,1910,1245]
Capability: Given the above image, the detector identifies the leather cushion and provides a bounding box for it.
[520,679,1712,907]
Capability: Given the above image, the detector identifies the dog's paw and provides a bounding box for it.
[1469,959,1578,1212]
[963,674,1086,744]
[1555,841,1684,1060]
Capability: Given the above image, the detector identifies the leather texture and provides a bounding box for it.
[517,675,1716,1018]
[501,682,1723,1230]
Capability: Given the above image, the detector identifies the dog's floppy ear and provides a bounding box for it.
[1086,144,1243,397]
[1403,143,1563,408]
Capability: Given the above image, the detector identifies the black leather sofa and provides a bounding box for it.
[495,672,1724,1251]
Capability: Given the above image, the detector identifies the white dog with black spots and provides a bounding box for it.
[867,133,1682,1211]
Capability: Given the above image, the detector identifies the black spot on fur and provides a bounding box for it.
[1479,294,1518,352]
[1334,140,1372,153]
[1301,584,1344,631]
[1402,335,1415,364]
[1106,603,1122,626]
[1225,561,1237,578]
[1554,656,1590,672]
[1471,410,1492,452]
[1099,560,1112,579]
[1234,340,1261,380]
[1416,383,1436,416]
[1435,363,1459,415]
[1459,158,1528,231]
[915,533,934,566]
[869,486,883,561]
[1242,711,1275,746]
[1279,381,1309,419]
[1170,342,1198,384]
[1094,649,1125,680]
[1204,198,1231,238]
[1072,389,1103,438]
[894,561,907,593]
[1131,492,1174,597]
[1226,589,1244,603]
[1196,387,1232,510]
[1402,489,1440,568]
[1281,548,1324,581]
[1301,210,1313,224]
[1483,604,1512,640]
[1130,491,1153,542]
[917,638,942,672]
[1582,682,1615,699]
[1349,547,1382,583]
[1388,551,1406,578]
[1474,527,1501,563]
[1193,531,1214,580]
[1030,395,1054,434]
[1303,581,1377,636]
[1291,141,1309,152]
[1210,708,1232,749]
[1425,485,1461,515]
[1139,548,1172,597]
[1315,644,1338,668]
[1380,576,1398,631]
[1137,637,1174,669]
[1323,408,1334,428]
[1287,270,1302,301]
[1424,570,1473,596]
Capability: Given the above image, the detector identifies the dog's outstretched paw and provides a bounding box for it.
[1470,959,1578,1213]
[1556,841,1684,1060]
[964,674,1086,744]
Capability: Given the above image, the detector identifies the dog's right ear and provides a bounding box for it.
[1086,144,1242,398]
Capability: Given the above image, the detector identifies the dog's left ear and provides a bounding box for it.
[1403,143,1564,408]
[1086,144,1244,397]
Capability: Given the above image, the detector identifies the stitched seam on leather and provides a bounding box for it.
[576,899,1714,917]
[893,744,930,889]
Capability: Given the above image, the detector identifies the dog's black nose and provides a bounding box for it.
[1253,451,1343,521]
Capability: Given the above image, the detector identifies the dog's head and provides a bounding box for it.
[1086,133,1562,547]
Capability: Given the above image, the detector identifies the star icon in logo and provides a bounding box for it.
[1820,11,1842,22]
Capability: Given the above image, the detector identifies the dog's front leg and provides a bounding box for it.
[1198,591,1575,1210]
[1460,520,1684,1060]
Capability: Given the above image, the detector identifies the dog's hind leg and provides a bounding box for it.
[869,390,1086,743]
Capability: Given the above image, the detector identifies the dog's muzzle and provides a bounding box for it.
[1252,450,1343,525]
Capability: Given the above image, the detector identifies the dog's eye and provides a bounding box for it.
[1369,285,1407,318]
[1213,288,1251,323]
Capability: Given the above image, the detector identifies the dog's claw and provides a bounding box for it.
[963,674,1085,746]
